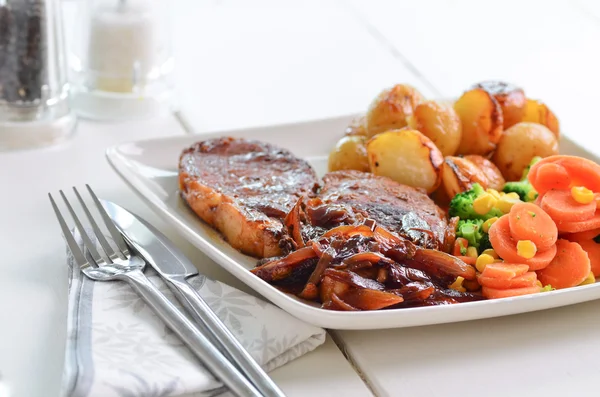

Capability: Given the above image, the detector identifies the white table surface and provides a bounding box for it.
[3,1,600,396]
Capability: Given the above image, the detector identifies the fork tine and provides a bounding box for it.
[59,190,105,265]
[49,193,92,270]
[73,187,125,261]
[85,184,130,258]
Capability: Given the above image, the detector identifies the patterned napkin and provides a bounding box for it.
[61,232,326,397]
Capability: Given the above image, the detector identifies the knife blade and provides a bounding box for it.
[101,200,286,397]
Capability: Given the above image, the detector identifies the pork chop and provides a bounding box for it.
[310,170,448,249]
[179,137,319,258]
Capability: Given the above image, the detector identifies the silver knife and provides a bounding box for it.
[101,200,286,397]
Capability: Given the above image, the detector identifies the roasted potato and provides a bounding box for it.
[407,100,462,156]
[441,156,488,199]
[464,155,506,191]
[492,122,559,181]
[522,99,560,138]
[454,88,503,156]
[328,135,370,172]
[367,129,443,193]
[344,116,367,137]
[473,81,526,129]
[365,84,425,137]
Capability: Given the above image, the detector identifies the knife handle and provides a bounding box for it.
[168,275,287,397]
[119,269,263,397]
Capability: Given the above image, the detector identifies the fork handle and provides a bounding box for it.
[168,275,286,397]
[118,269,262,397]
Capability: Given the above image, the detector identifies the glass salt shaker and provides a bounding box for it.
[67,0,174,120]
[0,0,76,151]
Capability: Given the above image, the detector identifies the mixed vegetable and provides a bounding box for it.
[449,155,600,299]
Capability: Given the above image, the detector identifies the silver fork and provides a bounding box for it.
[49,186,263,397]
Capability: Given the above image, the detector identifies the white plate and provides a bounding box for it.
[107,114,600,330]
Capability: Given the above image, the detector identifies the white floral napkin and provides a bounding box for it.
[61,232,326,397]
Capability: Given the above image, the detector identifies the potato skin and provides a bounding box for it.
[492,122,559,181]
[366,84,425,137]
[442,156,489,199]
[522,99,560,138]
[454,88,504,156]
[328,135,370,172]
[464,154,506,190]
[473,81,526,129]
[345,116,367,137]
[367,129,443,193]
[407,100,462,156]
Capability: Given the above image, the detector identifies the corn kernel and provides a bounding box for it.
[536,280,543,288]
[473,193,497,215]
[466,246,478,258]
[571,186,594,204]
[449,276,466,292]
[579,272,596,285]
[486,189,501,199]
[517,240,537,259]
[476,253,495,273]
[497,195,521,213]
[505,192,520,200]
[526,189,538,202]
[494,259,504,263]
[481,248,499,259]
[482,217,498,233]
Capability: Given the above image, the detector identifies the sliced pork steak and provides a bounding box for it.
[310,170,449,250]
[179,137,319,258]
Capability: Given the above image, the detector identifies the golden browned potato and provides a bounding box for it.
[454,88,503,156]
[441,156,489,199]
[472,81,526,129]
[328,135,370,172]
[365,84,425,137]
[522,99,560,138]
[344,116,367,136]
[492,122,559,181]
[407,100,462,156]
[367,129,443,193]
[464,155,506,191]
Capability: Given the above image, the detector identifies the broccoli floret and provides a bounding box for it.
[449,183,503,220]
[479,232,492,252]
[540,284,555,292]
[456,219,483,248]
[502,156,541,202]
[456,219,493,250]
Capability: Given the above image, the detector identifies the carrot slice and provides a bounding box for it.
[480,263,529,280]
[566,239,600,278]
[453,238,469,257]
[508,202,557,250]
[489,215,557,270]
[529,155,600,195]
[536,239,591,289]
[478,271,538,289]
[540,189,596,223]
[482,285,541,299]
[528,163,571,195]
[562,227,600,242]
[556,210,600,233]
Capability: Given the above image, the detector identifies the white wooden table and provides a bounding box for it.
[3,1,600,396]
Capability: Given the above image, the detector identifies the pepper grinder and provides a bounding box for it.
[68,0,174,120]
[0,0,76,151]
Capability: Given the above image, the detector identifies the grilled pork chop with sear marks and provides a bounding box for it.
[308,171,449,250]
[179,137,319,258]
